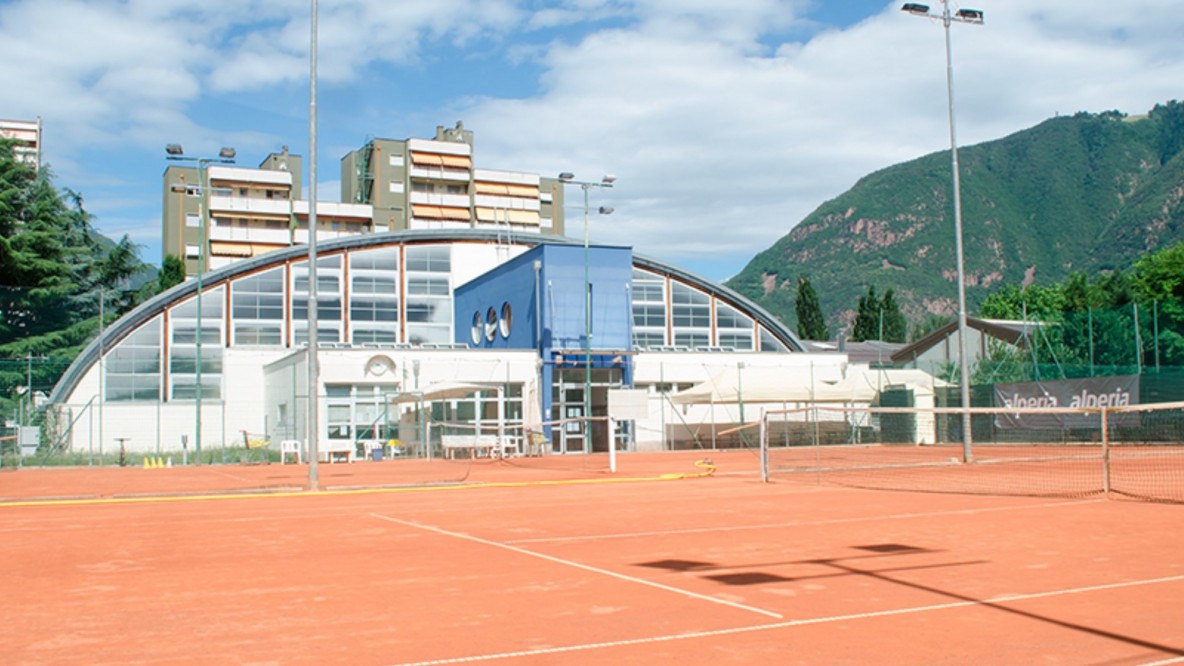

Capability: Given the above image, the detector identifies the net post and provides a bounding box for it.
[759,409,769,483]
[1101,406,1110,497]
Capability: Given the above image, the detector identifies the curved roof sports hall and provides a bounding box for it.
[48,229,825,458]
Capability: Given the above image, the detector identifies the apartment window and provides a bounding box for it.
[185,213,200,228]
[389,181,405,193]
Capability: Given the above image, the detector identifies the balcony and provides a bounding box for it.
[291,228,371,244]
[208,225,292,244]
[207,195,291,217]
[292,200,373,220]
[207,165,292,186]
[409,165,471,182]
[473,194,541,212]
[408,191,471,208]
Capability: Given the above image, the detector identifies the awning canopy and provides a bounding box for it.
[669,367,948,405]
[388,382,499,404]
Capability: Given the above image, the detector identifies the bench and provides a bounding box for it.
[441,434,504,459]
[322,440,354,463]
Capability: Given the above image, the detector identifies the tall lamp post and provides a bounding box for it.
[307,0,322,490]
[166,144,236,463]
[557,173,615,454]
[902,1,982,463]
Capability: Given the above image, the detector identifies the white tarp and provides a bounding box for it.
[387,382,498,404]
[669,367,948,405]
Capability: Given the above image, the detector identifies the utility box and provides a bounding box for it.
[19,426,39,456]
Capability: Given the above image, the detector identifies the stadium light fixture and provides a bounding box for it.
[556,172,616,459]
[165,144,236,464]
[902,0,983,462]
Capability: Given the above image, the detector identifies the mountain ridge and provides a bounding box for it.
[725,102,1184,335]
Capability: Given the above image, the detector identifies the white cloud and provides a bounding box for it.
[4,0,1184,278]
[461,0,1184,276]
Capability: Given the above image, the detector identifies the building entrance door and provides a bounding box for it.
[553,368,623,454]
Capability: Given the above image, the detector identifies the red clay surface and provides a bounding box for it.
[2,451,1183,665]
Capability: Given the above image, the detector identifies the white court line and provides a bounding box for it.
[389,574,1184,666]
[505,498,1103,544]
[368,512,783,620]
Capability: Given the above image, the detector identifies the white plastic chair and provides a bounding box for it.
[280,440,302,464]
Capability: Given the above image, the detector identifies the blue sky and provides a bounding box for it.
[3,0,1184,282]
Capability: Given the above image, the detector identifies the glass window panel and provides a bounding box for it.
[352,329,398,344]
[349,246,399,271]
[674,332,710,348]
[352,276,397,294]
[670,282,708,305]
[760,328,789,353]
[234,325,283,345]
[716,302,753,330]
[719,332,754,349]
[405,245,450,272]
[633,332,665,349]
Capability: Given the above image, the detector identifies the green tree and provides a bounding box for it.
[978,284,1065,321]
[879,288,906,343]
[794,275,829,341]
[910,313,951,342]
[157,254,187,293]
[0,138,149,417]
[851,286,879,342]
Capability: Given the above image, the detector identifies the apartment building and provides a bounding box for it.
[163,146,373,275]
[0,117,42,170]
[163,123,567,275]
[340,122,565,235]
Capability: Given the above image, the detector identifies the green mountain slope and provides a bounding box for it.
[726,103,1184,335]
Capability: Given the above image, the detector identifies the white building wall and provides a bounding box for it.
[263,348,541,461]
[630,351,849,451]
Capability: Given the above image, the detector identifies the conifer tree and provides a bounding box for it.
[851,286,879,342]
[879,288,907,343]
[794,274,829,341]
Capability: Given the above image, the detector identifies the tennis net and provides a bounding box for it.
[758,401,1184,503]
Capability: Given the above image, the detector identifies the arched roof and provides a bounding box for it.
[50,229,803,403]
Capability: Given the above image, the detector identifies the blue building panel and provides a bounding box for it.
[453,249,543,350]
[454,244,634,354]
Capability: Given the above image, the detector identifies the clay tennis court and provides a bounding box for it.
[2,451,1183,664]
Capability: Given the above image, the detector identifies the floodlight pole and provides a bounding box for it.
[307,0,321,489]
[557,173,614,456]
[903,0,982,462]
[167,146,236,464]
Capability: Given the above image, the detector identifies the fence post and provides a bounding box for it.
[759,410,768,483]
[1101,406,1110,498]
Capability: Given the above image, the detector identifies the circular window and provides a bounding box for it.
[470,311,482,345]
[499,302,513,338]
[485,307,498,342]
